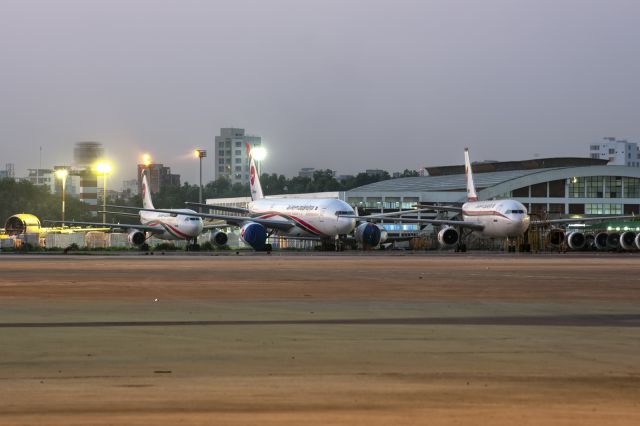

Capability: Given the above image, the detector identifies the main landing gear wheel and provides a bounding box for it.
[455,244,467,253]
[265,243,272,254]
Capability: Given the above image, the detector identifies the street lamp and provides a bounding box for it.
[251,145,267,176]
[194,149,207,210]
[95,161,112,223]
[55,169,68,226]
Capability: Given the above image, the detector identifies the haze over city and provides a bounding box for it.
[1,0,639,185]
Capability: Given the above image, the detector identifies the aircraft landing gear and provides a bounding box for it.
[264,243,272,254]
[455,229,471,252]
[186,238,200,251]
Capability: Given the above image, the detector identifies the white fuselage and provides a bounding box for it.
[249,198,356,238]
[462,199,530,238]
[140,209,204,240]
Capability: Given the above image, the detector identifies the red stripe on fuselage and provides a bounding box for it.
[463,210,509,219]
[163,222,190,238]
[252,211,326,236]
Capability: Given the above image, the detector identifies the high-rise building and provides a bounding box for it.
[136,163,180,194]
[589,137,640,167]
[26,168,53,188]
[122,179,139,197]
[0,163,15,179]
[214,128,262,186]
[74,141,104,215]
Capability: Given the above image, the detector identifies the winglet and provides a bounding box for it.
[464,147,478,202]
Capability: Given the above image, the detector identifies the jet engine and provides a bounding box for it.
[566,231,586,250]
[606,232,621,250]
[634,233,640,250]
[620,231,636,251]
[355,222,382,247]
[594,232,608,250]
[437,227,459,248]
[545,228,565,248]
[379,229,388,245]
[209,230,228,247]
[128,230,146,245]
[240,222,268,251]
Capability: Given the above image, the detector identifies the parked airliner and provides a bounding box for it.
[49,171,219,249]
[344,148,636,251]
[108,144,383,251]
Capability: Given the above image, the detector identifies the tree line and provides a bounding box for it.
[1,168,419,223]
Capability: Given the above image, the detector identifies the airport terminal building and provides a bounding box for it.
[208,157,640,218]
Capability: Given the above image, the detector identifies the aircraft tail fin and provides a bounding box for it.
[246,143,264,201]
[140,169,155,209]
[464,147,478,202]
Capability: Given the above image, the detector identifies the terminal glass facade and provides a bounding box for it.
[624,177,640,198]
[568,177,585,198]
[585,203,623,215]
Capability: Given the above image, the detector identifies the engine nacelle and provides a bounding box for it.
[606,232,621,250]
[545,228,565,248]
[209,230,228,247]
[437,227,459,248]
[620,231,636,251]
[379,230,388,244]
[240,222,268,251]
[355,222,382,247]
[594,232,608,250]
[128,230,146,245]
[566,232,586,250]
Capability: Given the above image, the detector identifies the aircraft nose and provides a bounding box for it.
[337,217,355,234]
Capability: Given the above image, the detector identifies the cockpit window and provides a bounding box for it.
[506,209,525,214]
[335,211,353,216]
[187,217,200,221]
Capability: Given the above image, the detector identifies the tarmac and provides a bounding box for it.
[0,253,639,425]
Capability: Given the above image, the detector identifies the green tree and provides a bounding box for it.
[0,178,93,225]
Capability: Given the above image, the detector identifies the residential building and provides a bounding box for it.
[214,128,262,185]
[589,137,640,166]
[136,163,181,194]
[121,179,139,197]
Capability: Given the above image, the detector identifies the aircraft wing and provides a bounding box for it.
[203,223,228,230]
[365,208,438,218]
[45,220,163,234]
[185,202,250,214]
[338,214,485,231]
[415,203,464,212]
[530,214,638,226]
[98,210,140,218]
[105,205,295,232]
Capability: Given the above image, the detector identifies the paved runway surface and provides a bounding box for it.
[0,253,639,425]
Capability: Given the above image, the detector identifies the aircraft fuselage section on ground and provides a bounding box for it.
[249,198,356,238]
[139,209,203,241]
[461,199,530,238]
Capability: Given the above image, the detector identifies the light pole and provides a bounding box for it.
[251,145,267,177]
[55,169,68,226]
[194,149,207,210]
[96,161,112,224]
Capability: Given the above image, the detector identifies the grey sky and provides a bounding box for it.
[1,0,639,187]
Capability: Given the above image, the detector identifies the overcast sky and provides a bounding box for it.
[1,0,639,186]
